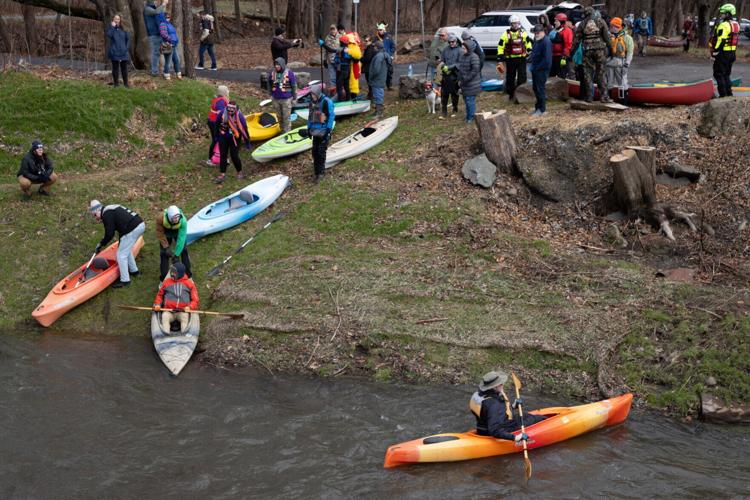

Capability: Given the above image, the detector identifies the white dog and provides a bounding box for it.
[424,81,441,114]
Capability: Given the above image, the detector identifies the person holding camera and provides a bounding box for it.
[106,14,130,87]
[271,27,300,64]
[17,140,57,200]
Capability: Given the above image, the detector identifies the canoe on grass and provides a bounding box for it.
[296,100,371,120]
[481,79,505,92]
[251,126,313,163]
[326,116,398,168]
[185,174,289,244]
[246,112,281,141]
[567,79,714,105]
[151,312,200,375]
[647,36,684,48]
[732,87,750,97]
[32,237,145,327]
[383,393,633,468]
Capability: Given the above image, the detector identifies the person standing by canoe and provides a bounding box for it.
[496,17,532,102]
[153,262,199,333]
[156,205,191,283]
[17,140,57,200]
[268,57,298,133]
[605,18,634,99]
[632,11,652,57]
[572,7,612,103]
[710,3,740,98]
[304,84,335,183]
[470,371,547,441]
[528,24,552,116]
[215,101,250,184]
[89,200,145,288]
[206,85,229,166]
[368,41,390,119]
[550,13,573,78]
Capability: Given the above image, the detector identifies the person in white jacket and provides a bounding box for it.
[605,17,634,95]
[195,11,218,70]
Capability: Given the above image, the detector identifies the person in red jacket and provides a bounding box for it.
[205,85,229,166]
[153,262,199,332]
[550,13,573,78]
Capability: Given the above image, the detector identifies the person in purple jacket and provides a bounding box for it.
[529,24,552,116]
[214,101,250,184]
[268,57,298,132]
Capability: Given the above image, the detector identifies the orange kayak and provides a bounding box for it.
[383,393,632,468]
[32,237,144,327]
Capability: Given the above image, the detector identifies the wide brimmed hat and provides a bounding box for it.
[479,370,508,391]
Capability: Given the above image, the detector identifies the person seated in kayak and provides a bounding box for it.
[156,205,191,282]
[153,262,199,333]
[470,370,547,441]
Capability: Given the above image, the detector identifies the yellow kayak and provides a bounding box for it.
[247,112,281,142]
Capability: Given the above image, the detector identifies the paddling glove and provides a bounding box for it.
[512,398,523,409]
[560,57,567,66]
[95,244,101,254]
[514,432,528,442]
[165,248,174,257]
[318,39,325,47]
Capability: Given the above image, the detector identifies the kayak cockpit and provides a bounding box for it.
[57,257,115,292]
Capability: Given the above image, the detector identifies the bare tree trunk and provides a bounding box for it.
[127,0,149,68]
[269,0,277,26]
[439,0,450,28]
[0,14,12,53]
[234,0,241,31]
[22,5,39,55]
[321,0,333,34]
[180,0,194,77]
[697,1,709,47]
[210,0,220,40]
[338,0,352,29]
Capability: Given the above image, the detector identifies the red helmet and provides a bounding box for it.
[340,34,350,44]
[555,13,568,22]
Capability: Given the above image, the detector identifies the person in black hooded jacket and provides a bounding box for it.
[17,140,57,199]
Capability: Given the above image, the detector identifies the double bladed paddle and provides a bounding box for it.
[118,305,244,319]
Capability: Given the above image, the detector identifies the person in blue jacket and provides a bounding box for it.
[375,23,396,90]
[158,12,181,79]
[143,0,167,76]
[106,14,130,87]
[633,11,653,56]
[303,84,335,183]
[529,24,552,115]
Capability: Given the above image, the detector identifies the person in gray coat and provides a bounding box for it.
[439,34,462,118]
[368,41,389,118]
[458,41,481,123]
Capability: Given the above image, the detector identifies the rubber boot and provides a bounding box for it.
[375,104,384,119]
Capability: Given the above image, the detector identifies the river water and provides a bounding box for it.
[1,331,749,499]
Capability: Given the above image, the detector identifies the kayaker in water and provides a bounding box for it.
[302,84,335,183]
[470,370,547,441]
[153,262,199,332]
[156,205,191,282]
[89,200,145,288]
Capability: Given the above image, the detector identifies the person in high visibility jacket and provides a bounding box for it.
[497,15,533,100]
[605,18,634,94]
[710,3,740,97]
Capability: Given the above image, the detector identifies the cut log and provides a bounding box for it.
[610,149,657,215]
[625,145,657,183]
[474,110,518,174]
[570,99,628,112]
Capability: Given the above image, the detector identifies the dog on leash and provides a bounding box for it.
[424,81,441,114]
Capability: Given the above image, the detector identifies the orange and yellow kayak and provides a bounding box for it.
[383,393,632,468]
[32,237,144,327]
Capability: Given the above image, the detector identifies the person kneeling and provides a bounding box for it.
[153,262,199,333]
[470,370,547,441]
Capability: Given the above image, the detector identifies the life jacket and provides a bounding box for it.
[469,391,514,434]
[271,69,292,93]
[469,392,489,419]
[219,110,249,144]
[636,17,649,32]
[208,96,228,122]
[582,18,605,49]
[610,32,627,58]
[158,277,198,309]
[504,30,528,57]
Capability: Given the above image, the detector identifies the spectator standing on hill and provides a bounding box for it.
[206,85,229,165]
[303,84,335,183]
[429,29,449,80]
[158,12,181,80]
[361,35,376,100]
[196,11,218,70]
[439,34,462,119]
[322,24,341,88]
[271,27,301,64]
[18,140,57,200]
[458,40,481,124]
[143,0,167,76]
[106,14,130,88]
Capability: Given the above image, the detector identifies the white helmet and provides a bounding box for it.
[166,205,182,221]
[509,15,520,24]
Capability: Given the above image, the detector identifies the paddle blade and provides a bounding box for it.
[511,372,522,391]
[259,98,272,107]
[206,265,223,277]
[524,455,532,481]
[270,210,286,223]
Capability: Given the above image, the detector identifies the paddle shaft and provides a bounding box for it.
[118,305,244,318]
[206,211,285,276]
[511,372,532,481]
[75,252,98,288]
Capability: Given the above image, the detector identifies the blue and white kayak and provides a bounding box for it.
[186,174,289,244]
[296,100,371,120]
[481,79,505,92]
[151,312,200,375]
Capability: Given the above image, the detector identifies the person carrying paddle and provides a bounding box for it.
[17,140,57,200]
[470,370,547,440]
[156,205,191,283]
[268,57,298,133]
[215,101,250,184]
[153,262,199,333]
[89,200,145,288]
[302,84,334,183]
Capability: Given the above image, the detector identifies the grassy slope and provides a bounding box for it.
[0,70,747,416]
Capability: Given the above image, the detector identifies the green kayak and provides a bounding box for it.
[251,123,335,163]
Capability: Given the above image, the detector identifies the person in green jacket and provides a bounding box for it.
[156,205,191,282]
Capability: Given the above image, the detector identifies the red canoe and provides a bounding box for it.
[567,79,714,106]
[32,237,144,327]
[648,36,684,48]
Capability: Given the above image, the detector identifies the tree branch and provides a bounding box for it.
[11,0,100,20]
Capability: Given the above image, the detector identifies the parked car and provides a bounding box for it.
[435,2,583,57]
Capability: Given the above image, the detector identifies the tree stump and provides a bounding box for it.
[625,145,657,182]
[474,110,518,174]
[610,148,656,215]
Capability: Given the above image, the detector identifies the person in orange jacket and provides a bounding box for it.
[153,262,199,332]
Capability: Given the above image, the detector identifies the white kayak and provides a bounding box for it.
[151,312,200,375]
[325,116,399,168]
[296,100,371,120]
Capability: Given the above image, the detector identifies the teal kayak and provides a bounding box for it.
[251,125,335,163]
[296,100,370,120]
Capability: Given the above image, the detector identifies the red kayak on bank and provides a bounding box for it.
[567,79,714,106]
